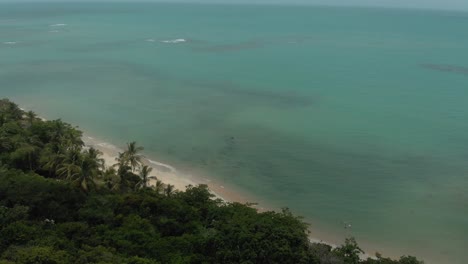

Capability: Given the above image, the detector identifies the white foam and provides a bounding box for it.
[160,38,187,44]
[145,39,156,42]
[96,142,122,152]
[49,23,67,27]
[3,41,17,45]
[148,159,176,173]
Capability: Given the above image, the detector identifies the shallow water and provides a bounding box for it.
[1,3,467,263]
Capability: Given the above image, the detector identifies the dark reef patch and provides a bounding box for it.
[184,79,314,109]
[421,64,468,76]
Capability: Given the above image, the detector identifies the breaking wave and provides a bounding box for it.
[49,23,67,27]
[160,38,187,44]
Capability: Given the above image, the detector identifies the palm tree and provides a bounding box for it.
[40,146,64,177]
[71,151,100,192]
[41,140,79,177]
[62,147,103,192]
[65,127,84,148]
[135,165,156,190]
[164,184,175,197]
[56,147,81,179]
[154,179,165,194]
[124,141,144,172]
[57,162,81,180]
[119,166,135,193]
[114,152,128,168]
[25,110,37,126]
[101,167,119,190]
[47,120,67,144]
[47,120,83,150]
[110,142,146,192]
[85,147,105,170]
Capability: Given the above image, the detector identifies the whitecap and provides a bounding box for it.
[48,30,60,33]
[160,38,187,44]
[145,39,156,42]
[96,142,122,151]
[3,41,17,45]
[49,23,67,27]
[148,159,176,172]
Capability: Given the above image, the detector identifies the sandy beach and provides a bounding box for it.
[29,106,266,207]
[82,134,254,205]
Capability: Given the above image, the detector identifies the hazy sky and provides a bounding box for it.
[1,0,467,11]
[169,0,468,11]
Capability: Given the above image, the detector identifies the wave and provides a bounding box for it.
[148,159,176,173]
[48,30,60,33]
[160,38,187,44]
[96,142,123,152]
[49,23,67,27]
[145,39,156,42]
[3,41,17,45]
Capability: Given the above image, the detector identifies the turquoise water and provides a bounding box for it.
[1,3,468,263]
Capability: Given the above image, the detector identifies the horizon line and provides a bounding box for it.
[1,0,468,13]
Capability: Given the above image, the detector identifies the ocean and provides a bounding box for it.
[1,3,467,263]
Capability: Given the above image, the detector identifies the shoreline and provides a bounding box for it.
[25,107,385,261]
[82,135,264,206]
[27,106,261,206]
[82,135,369,253]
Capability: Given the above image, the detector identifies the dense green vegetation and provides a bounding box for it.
[0,98,423,263]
